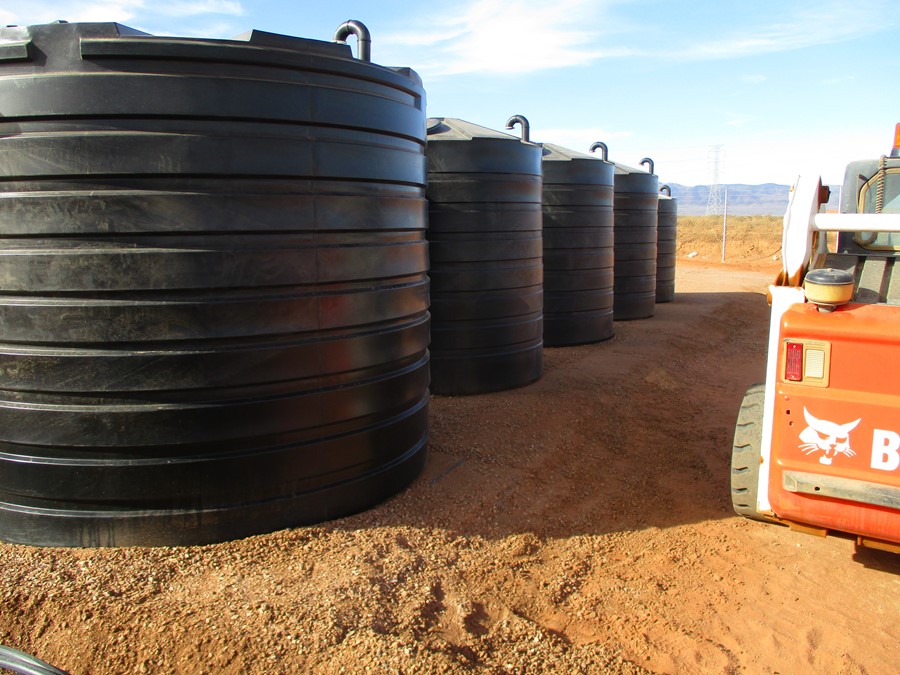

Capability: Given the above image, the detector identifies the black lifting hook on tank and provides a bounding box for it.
[640,157,655,174]
[505,114,530,142]
[660,185,671,196]
[589,141,609,161]
[333,19,371,62]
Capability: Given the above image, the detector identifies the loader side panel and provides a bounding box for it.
[770,302,900,542]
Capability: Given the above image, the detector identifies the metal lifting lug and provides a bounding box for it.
[589,141,609,161]
[505,114,530,142]
[333,19,371,62]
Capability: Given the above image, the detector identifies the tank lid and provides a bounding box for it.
[805,267,854,287]
[0,21,151,41]
[233,29,350,57]
[426,118,446,134]
[426,118,541,175]
[613,162,659,192]
[426,117,527,142]
[613,161,646,174]
[541,143,603,162]
[541,142,614,185]
[1,22,359,60]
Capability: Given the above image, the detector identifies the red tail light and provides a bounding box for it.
[785,342,804,381]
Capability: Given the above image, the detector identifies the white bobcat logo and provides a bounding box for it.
[798,408,860,465]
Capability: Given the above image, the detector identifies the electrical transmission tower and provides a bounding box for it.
[705,144,724,216]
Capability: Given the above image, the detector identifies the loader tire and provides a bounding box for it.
[730,383,778,523]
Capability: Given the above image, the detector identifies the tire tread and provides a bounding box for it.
[730,383,779,523]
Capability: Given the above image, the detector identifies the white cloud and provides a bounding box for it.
[381,0,896,78]
[671,1,894,62]
[1,1,146,26]
[535,126,633,153]
[154,1,244,18]
[385,0,633,78]
[0,0,243,29]
[726,113,755,128]
[178,20,244,39]
[822,75,857,86]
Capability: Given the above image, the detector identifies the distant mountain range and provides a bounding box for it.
[664,183,841,216]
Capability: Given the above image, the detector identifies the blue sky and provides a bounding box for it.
[3,0,898,187]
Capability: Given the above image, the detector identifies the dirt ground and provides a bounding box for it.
[1,258,898,674]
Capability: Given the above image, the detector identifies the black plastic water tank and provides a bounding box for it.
[425,118,543,395]
[656,186,677,303]
[612,160,659,320]
[541,143,615,346]
[0,22,430,547]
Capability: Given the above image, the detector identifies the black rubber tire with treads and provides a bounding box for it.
[731,383,779,523]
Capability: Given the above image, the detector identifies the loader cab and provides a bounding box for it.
[824,127,900,306]
[836,125,900,254]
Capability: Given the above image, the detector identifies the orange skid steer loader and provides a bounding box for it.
[731,125,900,553]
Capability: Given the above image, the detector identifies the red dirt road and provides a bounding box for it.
[1,259,898,674]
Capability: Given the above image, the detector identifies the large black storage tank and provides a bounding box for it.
[656,185,677,303]
[612,159,659,320]
[425,117,543,395]
[0,22,430,547]
[541,143,615,346]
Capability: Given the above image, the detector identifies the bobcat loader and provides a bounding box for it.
[731,125,900,553]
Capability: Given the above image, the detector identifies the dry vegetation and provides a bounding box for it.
[676,214,783,263]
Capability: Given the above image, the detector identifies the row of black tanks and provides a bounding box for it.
[0,20,675,547]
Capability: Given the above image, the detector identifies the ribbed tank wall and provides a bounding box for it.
[656,194,677,303]
[613,168,659,320]
[541,145,615,346]
[0,22,430,547]
[425,119,543,395]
